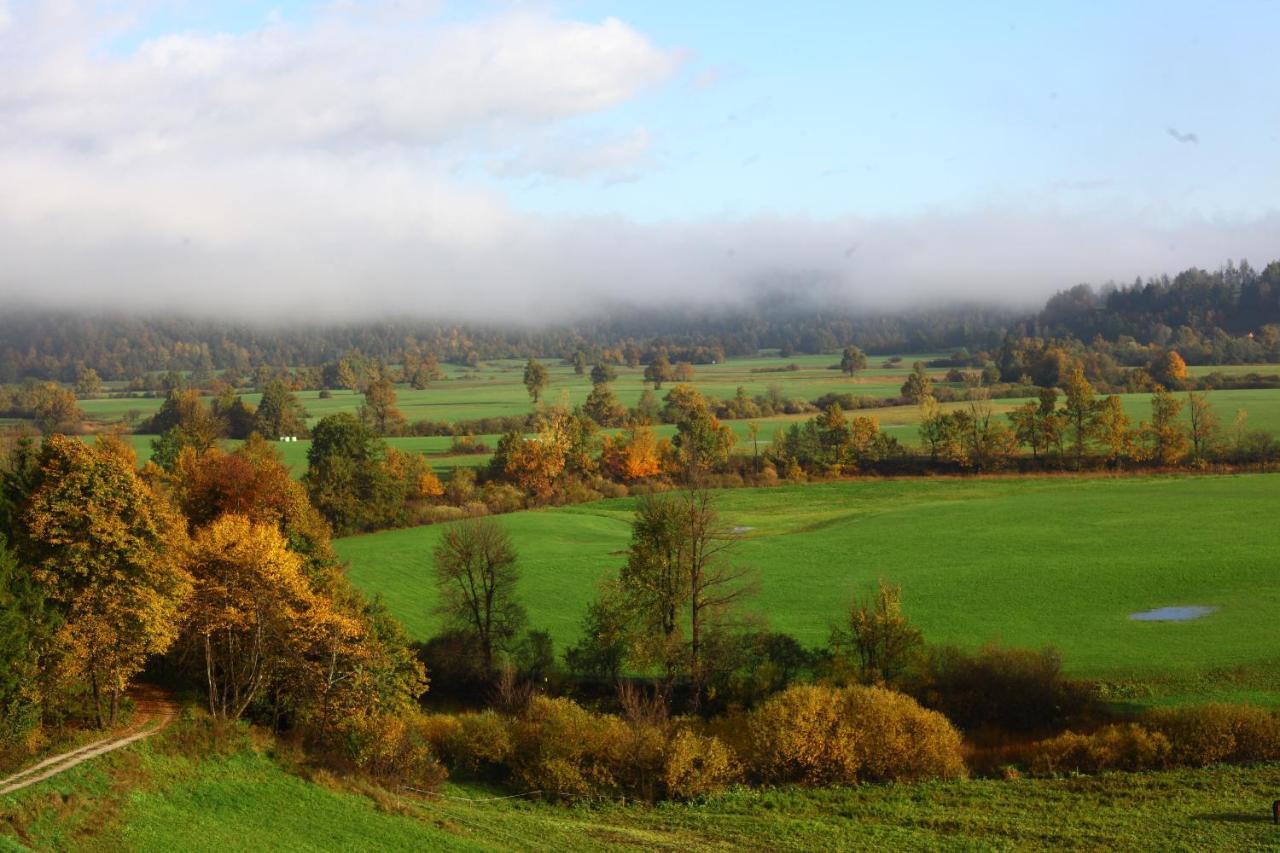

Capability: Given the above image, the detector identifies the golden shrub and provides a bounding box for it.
[841,686,967,782]
[1147,704,1280,766]
[1025,724,1171,776]
[351,711,447,789]
[743,684,966,785]
[508,697,628,801]
[439,711,513,777]
[662,728,740,800]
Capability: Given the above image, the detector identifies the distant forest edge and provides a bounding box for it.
[3,257,1280,382]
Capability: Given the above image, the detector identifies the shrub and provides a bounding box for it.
[741,684,965,785]
[346,712,448,789]
[438,711,513,778]
[482,482,526,514]
[507,697,628,801]
[662,728,740,800]
[843,686,967,782]
[1025,724,1171,776]
[741,685,858,785]
[914,644,1093,732]
[1146,704,1280,766]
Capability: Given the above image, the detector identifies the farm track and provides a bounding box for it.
[0,685,179,797]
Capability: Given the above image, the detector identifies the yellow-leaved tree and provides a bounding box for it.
[21,435,191,727]
[186,514,317,720]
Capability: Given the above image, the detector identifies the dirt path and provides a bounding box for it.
[0,685,179,797]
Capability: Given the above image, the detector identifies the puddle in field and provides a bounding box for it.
[1129,606,1217,622]
[731,526,755,533]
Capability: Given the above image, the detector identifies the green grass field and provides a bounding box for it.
[3,734,1279,851]
[338,474,1280,702]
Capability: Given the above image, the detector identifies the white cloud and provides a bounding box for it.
[0,4,678,155]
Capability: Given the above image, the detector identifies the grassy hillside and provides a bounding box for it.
[338,474,1280,703]
[3,733,1279,851]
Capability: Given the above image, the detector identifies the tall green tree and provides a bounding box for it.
[840,345,868,377]
[433,517,526,675]
[830,580,922,686]
[643,355,672,389]
[523,358,550,404]
[0,535,47,743]
[360,375,406,436]
[304,414,403,535]
[255,380,308,439]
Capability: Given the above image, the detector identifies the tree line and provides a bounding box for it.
[3,256,1280,384]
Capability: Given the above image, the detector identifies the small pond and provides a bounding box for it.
[1129,606,1217,622]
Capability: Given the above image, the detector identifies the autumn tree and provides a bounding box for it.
[210,390,257,440]
[523,358,549,404]
[599,426,664,481]
[633,389,662,424]
[1094,395,1137,468]
[171,437,335,573]
[1008,387,1063,460]
[666,388,735,480]
[830,580,922,686]
[1150,350,1189,389]
[961,390,1016,471]
[1186,390,1220,465]
[1144,386,1189,465]
[917,398,967,464]
[30,383,82,435]
[149,389,225,470]
[433,518,526,674]
[643,355,672,389]
[672,361,696,382]
[900,362,933,403]
[74,367,103,399]
[19,436,191,726]
[186,515,317,720]
[1061,365,1098,467]
[361,375,407,436]
[840,346,868,377]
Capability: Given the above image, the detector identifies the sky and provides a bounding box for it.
[1,0,1277,321]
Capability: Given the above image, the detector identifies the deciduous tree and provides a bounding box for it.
[840,346,868,377]
[643,355,672,390]
[433,518,526,675]
[523,358,549,405]
[831,580,922,686]
[20,436,190,726]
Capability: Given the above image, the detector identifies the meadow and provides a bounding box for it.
[4,732,1279,851]
[338,474,1280,704]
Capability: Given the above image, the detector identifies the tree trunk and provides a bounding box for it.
[89,668,104,729]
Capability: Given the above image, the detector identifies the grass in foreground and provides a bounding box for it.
[2,734,1279,851]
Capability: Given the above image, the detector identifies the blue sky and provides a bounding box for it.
[1,1,1277,318]
[110,0,1277,222]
